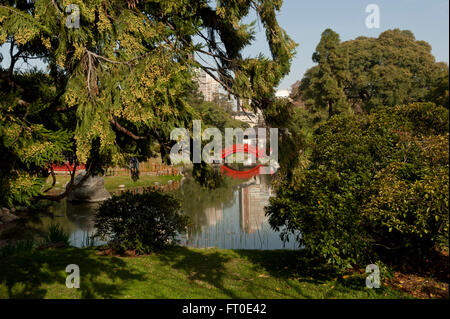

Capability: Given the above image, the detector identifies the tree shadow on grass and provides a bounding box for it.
[156,247,243,298]
[233,249,341,298]
[0,248,146,299]
[234,250,406,299]
[235,249,338,283]
[156,247,341,299]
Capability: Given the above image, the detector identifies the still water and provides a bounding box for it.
[4,174,298,250]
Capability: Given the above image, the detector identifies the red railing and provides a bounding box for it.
[49,162,180,177]
[51,163,86,173]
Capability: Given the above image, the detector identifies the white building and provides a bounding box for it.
[275,89,291,98]
[194,69,221,102]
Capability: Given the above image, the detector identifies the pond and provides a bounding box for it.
[2,174,299,250]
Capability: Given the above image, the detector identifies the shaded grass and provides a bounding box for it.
[0,247,410,299]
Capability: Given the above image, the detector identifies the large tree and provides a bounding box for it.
[299,29,449,113]
[0,0,296,207]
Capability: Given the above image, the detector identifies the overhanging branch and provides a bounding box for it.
[110,118,146,140]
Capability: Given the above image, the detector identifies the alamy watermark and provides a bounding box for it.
[65,4,80,29]
[65,264,80,288]
[170,121,279,176]
[365,4,380,29]
[365,264,381,289]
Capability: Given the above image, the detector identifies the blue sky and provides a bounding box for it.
[245,0,450,90]
[1,1,449,91]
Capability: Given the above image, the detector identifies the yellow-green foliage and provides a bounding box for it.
[0,0,296,206]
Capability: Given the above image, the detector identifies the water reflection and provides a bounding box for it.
[0,200,104,248]
[1,175,298,250]
[178,174,297,250]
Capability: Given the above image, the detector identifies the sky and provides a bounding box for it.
[1,0,449,91]
[244,0,450,90]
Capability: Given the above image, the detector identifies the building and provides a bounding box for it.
[233,111,259,128]
[239,175,272,234]
[233,108,264,128]
[275,89,291,98]
[194,69,221,102]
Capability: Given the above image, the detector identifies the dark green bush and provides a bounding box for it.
[0,238,35,258]
[94,189,189,254]
[267,102,449,267]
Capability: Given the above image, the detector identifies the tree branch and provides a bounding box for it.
[43,166,57,193]
[38,161,92,201]
[110,118,146,140]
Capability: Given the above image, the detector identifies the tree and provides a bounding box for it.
[185,85,247,132]
[0,0,296,207]
[426,65,449,109]
[300,29,350,118]
[298,29,448,113]
[342,30,448,111]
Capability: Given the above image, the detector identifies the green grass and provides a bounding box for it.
[0,247,410,299]
[102,175,181,192]
[44,175,182,193]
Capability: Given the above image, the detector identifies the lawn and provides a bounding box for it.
[43,174,182,193]
[0,247,410,299]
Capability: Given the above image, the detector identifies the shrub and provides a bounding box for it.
[267,103,449,268]
[94,189,189,254]
[44,223,70,247]
[0,238,35,258]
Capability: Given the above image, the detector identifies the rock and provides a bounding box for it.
[168,180,173,185]
[11,207,16,213]
[118,184,126,188]
[1,207,9,215]
[67,172,111,203]
[0,211,19,223]
[153,182,160,186]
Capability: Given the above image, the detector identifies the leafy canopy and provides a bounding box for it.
[267,102,449,267]
[0,0,296,206]
[299,29,449,114]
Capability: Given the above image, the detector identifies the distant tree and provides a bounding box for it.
[300,29,350,118]
[299,29,448,113]
[212,92,235,115]
[427,65,449,109]
[342,29,448,111]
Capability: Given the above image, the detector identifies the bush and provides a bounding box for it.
[0,238,35,258]
[44,223,70,247]
[267,103,449,267]
[94,189,189,254]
